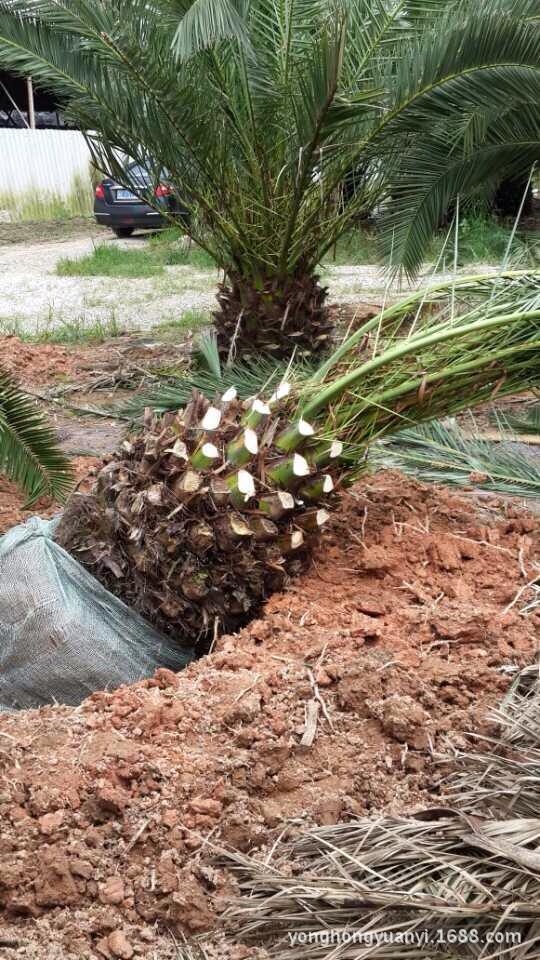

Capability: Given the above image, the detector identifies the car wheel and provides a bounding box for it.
[113,227,134,238]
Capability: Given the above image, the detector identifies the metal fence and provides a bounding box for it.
[0,128,93,220]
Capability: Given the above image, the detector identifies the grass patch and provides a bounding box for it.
[57,243,165,278]
[56,229,220,278]
[0,172,93,222]
[323,215,539,269]
[152,307,211,333]
[147,228,219,269]
[34,314,122,344]
[1,305,211,350]
[323,228,379,265]
[0,312,122,344]
[446,216,540,266]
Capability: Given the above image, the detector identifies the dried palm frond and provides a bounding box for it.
[219,812,540,958]
[374,419,540,498]
[446,664,540,819]
[168,934,214,960]
[221,657,540,958]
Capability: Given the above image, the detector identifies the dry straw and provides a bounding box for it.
[219,663,540,957]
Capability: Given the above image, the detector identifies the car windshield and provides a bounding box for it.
[127,163,151,181]
[127,163,168,182]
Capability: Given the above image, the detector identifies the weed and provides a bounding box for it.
[56,231,219,278]
[323,227,379,265]
[56,242,165,278]
[152,308,210,332]
[433,214,538,267]
[0,312,122,344]
[147,228,219,268]
[0,172,93,222]
[323,215,539,269]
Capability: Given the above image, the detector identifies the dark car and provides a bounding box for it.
[94,161,188,238]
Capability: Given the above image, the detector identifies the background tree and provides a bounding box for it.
[0,0,538,359]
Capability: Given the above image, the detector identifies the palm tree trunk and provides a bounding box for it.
[214,270,333,361]
[54,272,540,651]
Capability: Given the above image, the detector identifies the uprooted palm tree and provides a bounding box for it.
[0,371,72,503]
[0,1,538,359]
[54,270,540,648]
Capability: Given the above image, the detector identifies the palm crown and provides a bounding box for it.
[0,0,538,358]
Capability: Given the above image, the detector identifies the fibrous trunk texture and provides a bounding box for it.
[214,271,333,361]
[54,393,340,650]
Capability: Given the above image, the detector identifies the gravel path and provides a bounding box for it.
[0,233,497,335]
[0,235,217,334]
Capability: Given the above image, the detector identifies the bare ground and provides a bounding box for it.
[0,225,537,958]
[0,473,538,958]
[0,229,496,335]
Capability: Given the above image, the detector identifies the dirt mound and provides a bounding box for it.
[0,336,84,385]
[0,473,538,958]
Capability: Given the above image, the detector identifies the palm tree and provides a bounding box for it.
[54,270,540,647]
[0,0,537,359]
[0,371,72,503]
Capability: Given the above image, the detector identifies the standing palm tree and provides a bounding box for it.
[0,0,538,359]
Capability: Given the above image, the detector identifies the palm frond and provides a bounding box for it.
[379,104,540,277]
[220,812,540,957]
[0,0,536,285]
[194,330,222,380]
[297,271,540,478]
[447,663,540,820]
[495,401,540,435]
[172,0,251,61]
[375,419,540,498]
[0,371,73,503]
[118,336,314,416]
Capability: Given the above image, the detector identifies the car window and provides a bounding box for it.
[127,163,151,180]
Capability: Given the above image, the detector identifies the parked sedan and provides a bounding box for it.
[94,161,188,237]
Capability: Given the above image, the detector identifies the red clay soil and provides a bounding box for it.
[0,473,539,958]
[0,336,85,386]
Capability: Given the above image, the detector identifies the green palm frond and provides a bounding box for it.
[119,331,314,415]
[376,419,540,498]
[0,371,73,503]
[172,0,252,61]
[122,271,540,480]
[380,104,540,277]
[495,401,540,435]
[194,331,222,380]
[294,270,540,478]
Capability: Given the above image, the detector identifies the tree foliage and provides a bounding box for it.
[0,0,537,283]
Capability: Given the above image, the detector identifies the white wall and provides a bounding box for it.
[0,128,91,192]
[0,129,93,218]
